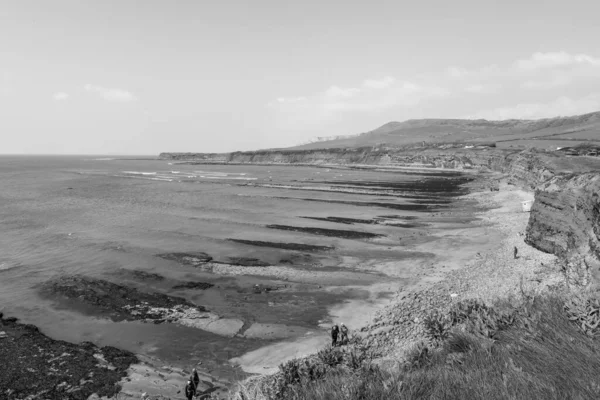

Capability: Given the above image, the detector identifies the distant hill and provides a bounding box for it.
[289,111,600,151]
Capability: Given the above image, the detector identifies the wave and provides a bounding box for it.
[200,176,257,180]
[122,171,157,176]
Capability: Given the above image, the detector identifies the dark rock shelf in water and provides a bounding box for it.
[227,238,334,252]
[225,257,271,267]
[172,281,214,290]
[120,268,165,281]
[0,312,138,399]
[266,224,383,239]
[41,276,208,322]
[311,177,473,194]
[156,252,213,266]
[301,216,377,225]
[275,196,438,211]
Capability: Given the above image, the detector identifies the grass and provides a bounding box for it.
[232,291,600,400]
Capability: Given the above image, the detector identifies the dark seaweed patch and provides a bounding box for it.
[121,269,165,281]
[301,216,421,228]
[266,224,383,239]
[40,276,207,321]
[276,197,439,211]
[0,314,138,399]
[225,257,271,267]
[156,252,213,266]
[312,176,473,194]
[255,184,456,198]
[172,281,214,290]
[227,239,334,252]
[406,198,453,204]
[378,215,419,220]
[301,216,377,225]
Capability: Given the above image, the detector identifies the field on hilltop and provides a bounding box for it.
[290,111,600,151]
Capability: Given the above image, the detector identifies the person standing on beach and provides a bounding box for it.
[190,368,200,395]
[340,323,349,345]
[331,324,339,346]
[185,380,195,400]
[514,246,519,259]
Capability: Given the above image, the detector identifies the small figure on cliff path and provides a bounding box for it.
[185,380,195,400]
[331,324,339,346]
[514,246,519,259]
[340,323,349,345]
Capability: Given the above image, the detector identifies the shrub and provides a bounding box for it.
[424,299,516,343]
[316,347,344,368]
[423,312,451,343]
[564,293,600,337]
[403,341,431,371]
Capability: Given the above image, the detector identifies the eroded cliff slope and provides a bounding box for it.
[526,173,600,287]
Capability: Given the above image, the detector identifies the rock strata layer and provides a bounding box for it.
[526,173,600,287]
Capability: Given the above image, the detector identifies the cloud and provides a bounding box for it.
[270,77,448,116]
[466,93,600,120]
[514,52,600,71]
[53,92,69,101]
[324,86,361,98]
[446,66,469,79]
[521,74,573,89]
[464,83,501,94]
[276,96,306,103]
[84,84,137,102]
[362,76,396,89]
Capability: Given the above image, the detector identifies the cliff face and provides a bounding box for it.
[160,145,507,170]
[525,173,600,287]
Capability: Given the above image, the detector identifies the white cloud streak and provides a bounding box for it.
[270,77,448,116]
[84,84,137,102]
[53,92,69,101]
[514,51,600,70]
[466,93,600,120]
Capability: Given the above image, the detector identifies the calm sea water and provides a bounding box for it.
[0,155,461,375]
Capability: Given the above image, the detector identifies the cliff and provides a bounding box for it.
[525,173,600,287]
[160,143,504,170]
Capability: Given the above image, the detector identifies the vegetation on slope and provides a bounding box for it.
[233,290,600,400]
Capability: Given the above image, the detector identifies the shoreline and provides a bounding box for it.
[1,165,574,399]
[0,171,511,399]
[226,174,510,376]
[225,176,567,396]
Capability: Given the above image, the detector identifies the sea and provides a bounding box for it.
[0,155,471,377]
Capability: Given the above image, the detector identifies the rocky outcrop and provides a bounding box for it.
[41,276,244,337]
[0,312,138,398]
[526,173,600,287]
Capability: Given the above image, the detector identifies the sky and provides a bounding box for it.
[1,0,600,155]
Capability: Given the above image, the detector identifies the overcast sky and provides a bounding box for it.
[2,0,600,155]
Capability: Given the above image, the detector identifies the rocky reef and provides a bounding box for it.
[40,276,244,337]
[0,312,138,399]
